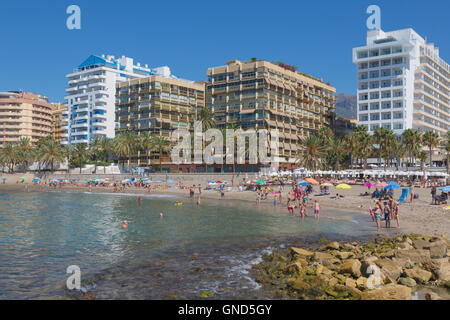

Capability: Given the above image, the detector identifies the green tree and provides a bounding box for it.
[150,135,172,173]
[72,143,90,174]
[39,137,64,173]
[0,143,19,173]
[113,131,139,169]
[139,131,153,167]
[401,129,422,169]
[422,131,440,167]
[296,135,326,171]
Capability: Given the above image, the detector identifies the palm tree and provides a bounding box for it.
[343,132,358,169]
[329,137,346,171]
[113,131,139,170]
[416,150,427,173]
[150,135,172,173]
[372,127,390,168]
[391,140,406,170]
[40,137,64,173]
[422,131,440,167]
[17,137,33,170]
[139,131,153,167]
[355,126,372,169]
[0,143,19,173]
[296,135,326,171]
[444,131,450,174]
[197,106,216,173]
[91,136,102,174]
[62,144,74,173]
[72,143,90,174]
[98,137,112,174]
[402,129,422,169]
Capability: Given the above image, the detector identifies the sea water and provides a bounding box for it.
[0,190,376,299]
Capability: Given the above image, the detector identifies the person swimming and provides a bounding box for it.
[159,213,163,218]
[122,220,128,229]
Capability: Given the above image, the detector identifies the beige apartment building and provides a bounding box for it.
[116,76,205,170]
[0,91,53,146]
[51,103,67,143]
[207,59,336,171]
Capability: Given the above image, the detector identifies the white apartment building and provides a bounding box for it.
[353,28,449,137]
[62,54,172,144]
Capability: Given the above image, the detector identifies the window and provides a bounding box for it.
[382,123,391,129]
[381,112,391,120]
[370,113,380,121]
[359,104,368,111]
[382,102,391,109]
[393,112,403,119]
[371,124,380,131]
[393,123,403,130]
[359,114,369,121]
[370,103,379,110]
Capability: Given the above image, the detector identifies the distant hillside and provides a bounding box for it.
[335,93,357,120]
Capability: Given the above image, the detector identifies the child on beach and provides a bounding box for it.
[287,200,295,215]
[256,191,261,204]
[273,195,278,206]
[314,200,320,219]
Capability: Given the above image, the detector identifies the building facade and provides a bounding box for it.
[353,28,449,137]
[206,59,336,170]
[115,76,205,170]
[331,116,357,138]
[51,103,66,143]
[0,91,53,146]
[63,54,173,145]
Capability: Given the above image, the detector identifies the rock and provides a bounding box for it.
[398,277,417,287]
[289,278,311,291]
[361,285,412,300]
[335,284,362,299]
[425,292,442,300]
[313,252,341,267]
[379,250,395,258]
[339,259,362,278]
[391,257,415,269]
[345,278,357,288]
[375,259,403,281]
[328,277,338,287]
[412,239,430,250]
[404,267,432,284]
[428,241,447,259]
[198,291,214,298]
[286,262,304,273]
[327,242,340,250]
[435,262,450,282]
[291,247,313,257]
[356,277,368,289]
[315,264,324,275]
[395,249,431,266]
[398,242,413,250]
[336,251,355,260]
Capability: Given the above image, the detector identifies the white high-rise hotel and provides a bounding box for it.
[353,28,449,136]
[62,54,172,144]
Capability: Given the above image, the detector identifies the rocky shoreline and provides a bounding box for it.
[252,234,450,300]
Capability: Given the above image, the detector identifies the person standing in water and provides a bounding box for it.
[314,200,320,220]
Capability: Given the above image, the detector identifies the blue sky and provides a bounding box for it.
[0,0,448,102]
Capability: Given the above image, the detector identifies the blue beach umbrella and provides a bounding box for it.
[166,179,174,183]
[439,186,450,192]
[298,181,310,186]
[384,184,399,190]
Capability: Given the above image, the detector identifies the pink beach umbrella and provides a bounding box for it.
[375,182,388,188]
[364,183,375,187]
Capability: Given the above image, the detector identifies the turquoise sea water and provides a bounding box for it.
[0,190,376,299]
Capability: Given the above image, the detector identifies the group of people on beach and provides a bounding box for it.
[370,196,400,232]
[286,184,320,220]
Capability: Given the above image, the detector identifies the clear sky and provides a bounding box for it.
[0,0,448,102]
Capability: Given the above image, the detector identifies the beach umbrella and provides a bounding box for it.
[375,182,388,187]
[33,178,40,182]
[384,184,399,190]
[439,186,450,193]
[298,181,310,186]
[336,184,352,189]
[166,179,174,183]
[364,183,374,187]
[321,182,333,187]
[20,176,25,180]
[256,180,266,184]
[444,206,450,211]
[305,178,319,185]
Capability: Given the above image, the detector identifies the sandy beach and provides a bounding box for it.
[1,174,449,238]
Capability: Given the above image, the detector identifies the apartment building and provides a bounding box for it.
[0,91,53,146]
[353,28,449,137]
[206,59,336,170]
[63,54,172,145]
[116,76,205,170]
[51,103,66,143]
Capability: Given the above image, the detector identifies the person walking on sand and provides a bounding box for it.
[409,184,414,203]
[393,202,400,228]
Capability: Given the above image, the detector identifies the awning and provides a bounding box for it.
[240,109,256,114]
